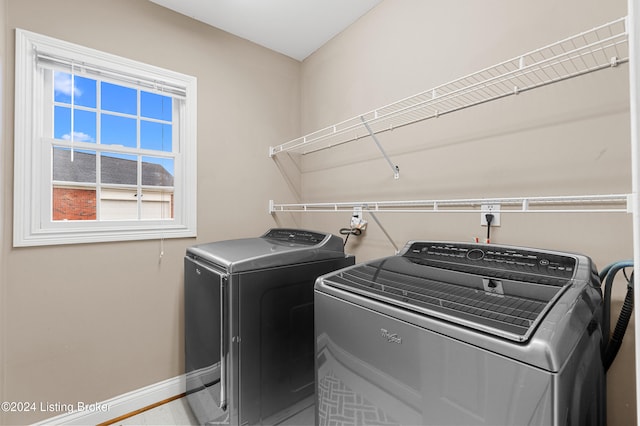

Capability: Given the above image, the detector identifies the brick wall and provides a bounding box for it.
[53,187,96,220]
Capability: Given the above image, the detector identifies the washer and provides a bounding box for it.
[315,241,605,425]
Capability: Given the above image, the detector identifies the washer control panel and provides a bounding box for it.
[403,242,577,284]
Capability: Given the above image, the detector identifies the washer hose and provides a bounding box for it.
[599,260,634,372]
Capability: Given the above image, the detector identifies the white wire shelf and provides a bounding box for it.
[269,194,631,215]
[269,17,629,157]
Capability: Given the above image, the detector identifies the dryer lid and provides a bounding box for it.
[186,228,346,272]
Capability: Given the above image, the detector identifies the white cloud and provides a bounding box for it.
[62,131,94,142]
[54,73,82,98]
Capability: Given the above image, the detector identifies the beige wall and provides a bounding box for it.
[297,1,635,425]
[1,0,300,424]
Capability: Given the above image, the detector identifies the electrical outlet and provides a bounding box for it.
[351,206,364,228]
[480,204,501,226]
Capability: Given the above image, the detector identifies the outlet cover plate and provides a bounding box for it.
[481,204,501,226]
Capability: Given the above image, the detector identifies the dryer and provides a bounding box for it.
[185,228,355,425]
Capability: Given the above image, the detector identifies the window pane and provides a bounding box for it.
[54,106,71,139]
[142,156,174,187]
[141,121,172,152]
[52,147,96,221]
[53,187,96,221]
[100,188,138,220]
[140,189,174,220]
[73,109,96,143]
[101,82,137,114]
[54,72,97,108]
[54,107,96,142]
[100,114,137,147]
[101,153,137,185]
[54,72,72,104]
[53,148,96,183]
[141,91,172,121]
[74,75,97,108]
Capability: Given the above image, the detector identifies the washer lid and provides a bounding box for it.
[318,241,586,343]
[186,228,346,272]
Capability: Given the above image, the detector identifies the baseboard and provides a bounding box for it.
[32,374,185,426]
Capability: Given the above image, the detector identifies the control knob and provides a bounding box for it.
[467,249,485,260]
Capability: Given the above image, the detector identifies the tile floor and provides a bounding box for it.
[111,397,315,426]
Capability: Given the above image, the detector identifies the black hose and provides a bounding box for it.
[339,227,362,247]
[604,278,633,371]
[599,261,634,372]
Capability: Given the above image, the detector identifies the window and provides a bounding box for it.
[14,29,197,246]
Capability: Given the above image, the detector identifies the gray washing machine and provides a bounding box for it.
[315,241,605,425]
[185,228,355,425]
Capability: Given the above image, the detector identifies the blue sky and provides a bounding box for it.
[53,72,175,176]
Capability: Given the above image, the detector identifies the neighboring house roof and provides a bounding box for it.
[53,149,174,186]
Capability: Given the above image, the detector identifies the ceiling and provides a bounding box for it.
[149,0,382,61]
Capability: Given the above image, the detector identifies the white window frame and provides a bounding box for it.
[14,29,197,246]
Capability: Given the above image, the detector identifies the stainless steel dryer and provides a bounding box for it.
[315,241,605,426]
[185,228,355,425]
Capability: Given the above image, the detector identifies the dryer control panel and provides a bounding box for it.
[263,228,329,245]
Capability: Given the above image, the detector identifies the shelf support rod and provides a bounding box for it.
[360,116,400,179]
[364,205,400,254]
[626,3,640,423]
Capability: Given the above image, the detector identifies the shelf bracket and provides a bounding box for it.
[364,205,400,254]
[360,116,400,179]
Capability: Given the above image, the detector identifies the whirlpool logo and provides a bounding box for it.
[380,328,402,344]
